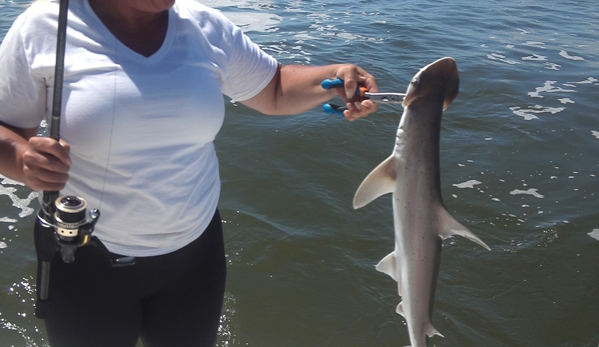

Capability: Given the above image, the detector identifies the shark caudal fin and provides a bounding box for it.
[438,207,490,250]
[353,155,397,209]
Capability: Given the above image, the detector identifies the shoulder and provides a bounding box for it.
[16,0,60,26]
[174,0,236,31]
[6,1,60,43]
[0,0,62,58]
[175,0,226,17]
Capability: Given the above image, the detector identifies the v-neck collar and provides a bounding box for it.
[83,0,176,66]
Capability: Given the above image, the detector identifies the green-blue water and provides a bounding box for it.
[1,0,598,346]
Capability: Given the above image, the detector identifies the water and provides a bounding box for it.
[1,0,598,346]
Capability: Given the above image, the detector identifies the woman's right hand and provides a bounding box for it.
[22,137,72,191]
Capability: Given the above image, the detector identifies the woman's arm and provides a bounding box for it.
[241,63,379,121]
[0,121,71,191]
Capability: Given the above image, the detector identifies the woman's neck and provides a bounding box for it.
[88,0,171,57]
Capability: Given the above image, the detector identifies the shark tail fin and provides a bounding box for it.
[439,207,490,250]
[353,155,397,209]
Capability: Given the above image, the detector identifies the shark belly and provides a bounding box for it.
[393,146,444,347]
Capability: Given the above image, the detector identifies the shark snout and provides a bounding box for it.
[402,57,460,111]
[434,58,460,110]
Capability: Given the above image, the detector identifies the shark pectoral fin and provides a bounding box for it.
[353,155,397,209]
[426,323,444,338]
[439,207,491,250]
[375,252,402,295]
[395,302,405,318]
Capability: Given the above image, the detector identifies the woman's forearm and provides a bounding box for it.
[242,63,379,119]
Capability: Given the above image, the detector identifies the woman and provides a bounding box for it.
[0,0,378,346]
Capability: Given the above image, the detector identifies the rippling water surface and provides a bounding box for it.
[1,0,598,346]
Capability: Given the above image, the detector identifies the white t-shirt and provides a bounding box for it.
[0,0,278,256]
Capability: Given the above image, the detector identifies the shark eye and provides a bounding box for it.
[411,78,419,88]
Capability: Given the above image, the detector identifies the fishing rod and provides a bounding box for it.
[33,0,133,319]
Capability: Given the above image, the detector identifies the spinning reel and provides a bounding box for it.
[37,194,135,265]
[49,195,99,263]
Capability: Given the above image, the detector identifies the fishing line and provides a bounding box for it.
[447,112,520,156]
[96,15,120,215]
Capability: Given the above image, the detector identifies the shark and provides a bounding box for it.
[352,57,490,347]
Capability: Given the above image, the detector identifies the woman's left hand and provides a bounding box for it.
[332,64,379,121]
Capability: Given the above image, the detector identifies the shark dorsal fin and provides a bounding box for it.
[353,155,397,209]
[375,251,402,297]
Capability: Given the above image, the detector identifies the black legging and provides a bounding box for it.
[41,210,226,347]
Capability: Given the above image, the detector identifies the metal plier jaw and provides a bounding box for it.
[321,78,406,115]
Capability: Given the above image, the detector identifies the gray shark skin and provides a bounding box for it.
[353,57,490,347]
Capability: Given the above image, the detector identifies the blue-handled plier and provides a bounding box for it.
[322,78,406,115]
